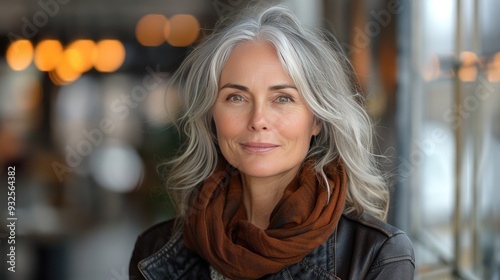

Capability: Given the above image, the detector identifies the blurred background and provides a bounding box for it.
[0,0,498,279]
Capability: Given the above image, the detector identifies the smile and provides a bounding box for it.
[240,142,280,154]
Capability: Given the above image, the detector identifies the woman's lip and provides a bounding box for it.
[240,142,280,153]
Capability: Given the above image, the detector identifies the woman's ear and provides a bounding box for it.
[312,118,321,136]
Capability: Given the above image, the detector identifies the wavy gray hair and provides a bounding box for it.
[165,5,389,221]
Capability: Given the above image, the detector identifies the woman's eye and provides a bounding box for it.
[276,96,293,104]
[226,94,245,103]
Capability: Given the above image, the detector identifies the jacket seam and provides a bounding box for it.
[368,232,415,271]
[138,229,183,278]
[138,264,148,280]
[282,267,293,279]
[299,257,336,279]
[345,214,393,237]
[370,255,415,270]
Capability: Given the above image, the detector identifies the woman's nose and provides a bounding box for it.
[248,104,269,131]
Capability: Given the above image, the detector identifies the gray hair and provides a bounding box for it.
[165,5,389,221]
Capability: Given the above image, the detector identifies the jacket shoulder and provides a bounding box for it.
[335,213,415,279]
[129,219,178,279]
[130,219,209,280]
[342,212,408,238]
[137,219,177,254]
[342,213,414,258]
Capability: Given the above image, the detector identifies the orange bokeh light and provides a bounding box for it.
[94,40,126,72]
[6,40,34,71]
[458,51,478,82]
[458,66,477,82]
[487,52,500,83]
[34,40,64,72]
[54,49,83,85]
[460,51,478,66]
[136,14,169,47]
[166,14,200,47]
[66,40,97,73]
[48,69,66,86]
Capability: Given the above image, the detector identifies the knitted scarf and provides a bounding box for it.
[183,158,347,279]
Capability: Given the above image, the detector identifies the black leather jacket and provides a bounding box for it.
[130,213,415,279]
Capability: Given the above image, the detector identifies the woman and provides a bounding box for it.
[130,5,415,280]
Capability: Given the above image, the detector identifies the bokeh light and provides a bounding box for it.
[165,14,200,47]
[487,52,500,83]
[94,40,126,72]
[6,40,34,71]
[89,141,144,193]
[163,18,171,42]
[458,51,478,82]
[53,48,83,85]
[66,40,97,73]
[135,14,169,47]
[48,70,66,86]
[34,40,64,72]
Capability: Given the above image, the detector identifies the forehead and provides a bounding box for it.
[219,40,294,85]
[225,40,279,68]
[230,40,276,56]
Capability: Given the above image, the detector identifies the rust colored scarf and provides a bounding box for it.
[183,158,347,279]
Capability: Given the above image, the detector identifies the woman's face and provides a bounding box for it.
[212,41,320,181]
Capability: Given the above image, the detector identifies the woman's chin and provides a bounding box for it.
[236,162,297,181]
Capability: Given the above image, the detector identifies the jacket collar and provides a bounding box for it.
[138,229,339,280]
[138,230,208,279]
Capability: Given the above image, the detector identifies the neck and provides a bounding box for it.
[241,171,297,229]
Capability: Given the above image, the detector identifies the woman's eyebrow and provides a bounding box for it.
[219,83,248,91]
[219,83,297,91]
[268,84,297,91]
